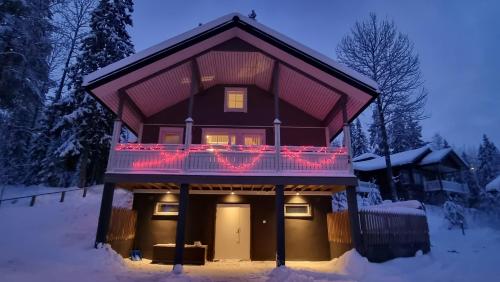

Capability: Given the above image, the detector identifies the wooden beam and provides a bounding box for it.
[322,95,347,127]
[270,61,281,120]
[118,90,146,121]
[187,59,201,118]
[346,186,363,254]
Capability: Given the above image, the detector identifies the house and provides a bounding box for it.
[83,13,378,267]
[353,147,470,204]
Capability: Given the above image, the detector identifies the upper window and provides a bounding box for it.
[158,127,183,144]
[154,202,179,216]
[284,203,312,218]
[224,87,247,112]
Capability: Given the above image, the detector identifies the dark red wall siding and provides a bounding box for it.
[141,85,327,146]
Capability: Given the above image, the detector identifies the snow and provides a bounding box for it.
[82,12,378,91]
[419,148,453,165]
[352,153,379,162]
[353,147,430,171]
[1,185,500,281]
[486,175,500,191]
[360,200,426,216]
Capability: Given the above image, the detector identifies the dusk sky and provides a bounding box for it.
[129,0,500,149]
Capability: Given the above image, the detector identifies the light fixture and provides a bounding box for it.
[231,191,235,195]
[296,192,300,196]
[167,190,171,194]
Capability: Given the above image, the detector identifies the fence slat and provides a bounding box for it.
[107,208,137,242]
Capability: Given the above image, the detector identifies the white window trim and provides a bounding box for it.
[201,128,265,145]
[158,127,184,144]
[284,203,312,218]
[224,87,247,113]
[154,202,179,216]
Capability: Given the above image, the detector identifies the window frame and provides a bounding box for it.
[201,128,265,145]
[224,87,248,113]
[158,127,184,144]
[284,203,312,218]
[154,202,179,216]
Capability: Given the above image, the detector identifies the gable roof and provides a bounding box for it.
[486,175,500,192]
[419,147,469,167]
[352,152,380,162]
[83,13,378,138]
[353,147,431,172]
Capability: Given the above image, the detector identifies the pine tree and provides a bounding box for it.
[389,110,424,153]
[0,0,52,183]
[350,119,368,157]
[477,134,500,187]
[431,133,445,150]
[461,152,480,207]
[50,0,134,187]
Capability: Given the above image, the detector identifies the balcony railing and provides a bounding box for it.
[107,144,351,177]
[424,180,469,194]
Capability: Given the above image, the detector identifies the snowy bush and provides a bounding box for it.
[332,191,348,212]
[443,200,466,231]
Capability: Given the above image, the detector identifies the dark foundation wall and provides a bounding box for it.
[132,193,333,261]
[141,85,327,146]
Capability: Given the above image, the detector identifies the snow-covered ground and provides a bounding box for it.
[1,185,499,282]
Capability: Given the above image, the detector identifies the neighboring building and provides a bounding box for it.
[353,147,470,204]
[84,13,378,267]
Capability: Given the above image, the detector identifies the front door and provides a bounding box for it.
[214,204,251,260]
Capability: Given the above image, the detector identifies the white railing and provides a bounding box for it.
[424,180,469,194]
[108,144,351,176]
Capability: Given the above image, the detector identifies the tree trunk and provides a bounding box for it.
[376,97,398,201]
[78,148,89,188]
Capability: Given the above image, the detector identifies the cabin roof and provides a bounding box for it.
[486,175,500,192]
[353,147,431,172]
[82,13,378,139]
[352,152,380,162]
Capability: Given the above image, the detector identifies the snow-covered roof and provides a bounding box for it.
[353,147,430,172]
[353,153,380,162]
[419,148,453,165]
[486,175,500,192]
[83,13,378,90]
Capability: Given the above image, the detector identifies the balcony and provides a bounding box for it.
[107,144,351,178]
[424,180,469,194]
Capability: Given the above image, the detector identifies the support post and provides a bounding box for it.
[346,186,363,254]
[107,93,124,171]
[173,183,190,272]
[184,118,193,149]
[137,123,144,143]
[342,106,353,173]
[275,184,285,267]
[274,119,281,171]
[94,182,115,248]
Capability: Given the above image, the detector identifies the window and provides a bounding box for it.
[154,202,179,216]
[225,87,247,112]
[284,204,312,218]
[202,128,265,145]
[158,127,183,144]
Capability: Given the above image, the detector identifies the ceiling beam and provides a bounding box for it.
[118,89,146,121]
[322,95,347,127]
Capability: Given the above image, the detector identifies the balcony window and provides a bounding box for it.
[202,128,265,145]
[225,87,247,112]
[158,127,183,144]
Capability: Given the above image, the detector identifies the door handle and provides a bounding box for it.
[236,227,240,244]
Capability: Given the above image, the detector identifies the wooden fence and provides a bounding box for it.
[107,208,137,242]
[327,209,430,262]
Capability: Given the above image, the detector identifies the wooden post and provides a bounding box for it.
[137,123,144,143]
[60,191,66,203]
[342,106,353,174]
[95,183,115,248]
[30,195,36,207]
[107,93,124,171]
[275,184,285,267]
[184,118,193,149]
[346,186,363,254]
[82,187,87,198]
[274,119,281,171]
[173,183,190,271]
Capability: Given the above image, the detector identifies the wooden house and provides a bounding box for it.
[83,13,378,267]
[354,147,470,204]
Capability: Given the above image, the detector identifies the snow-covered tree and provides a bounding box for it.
[389,109,424,153]
[0,0,52,184]
[49,0,134,186]
[430,133,451,150]
[477,135,499,188]
[368,106,384,155]
[332,191,348,212]
[337,13,427,200]
[443,199,466,232]
[351,119,368,157]
[461,152,481,207]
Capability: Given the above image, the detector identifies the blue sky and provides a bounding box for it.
[129,0,500,149]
